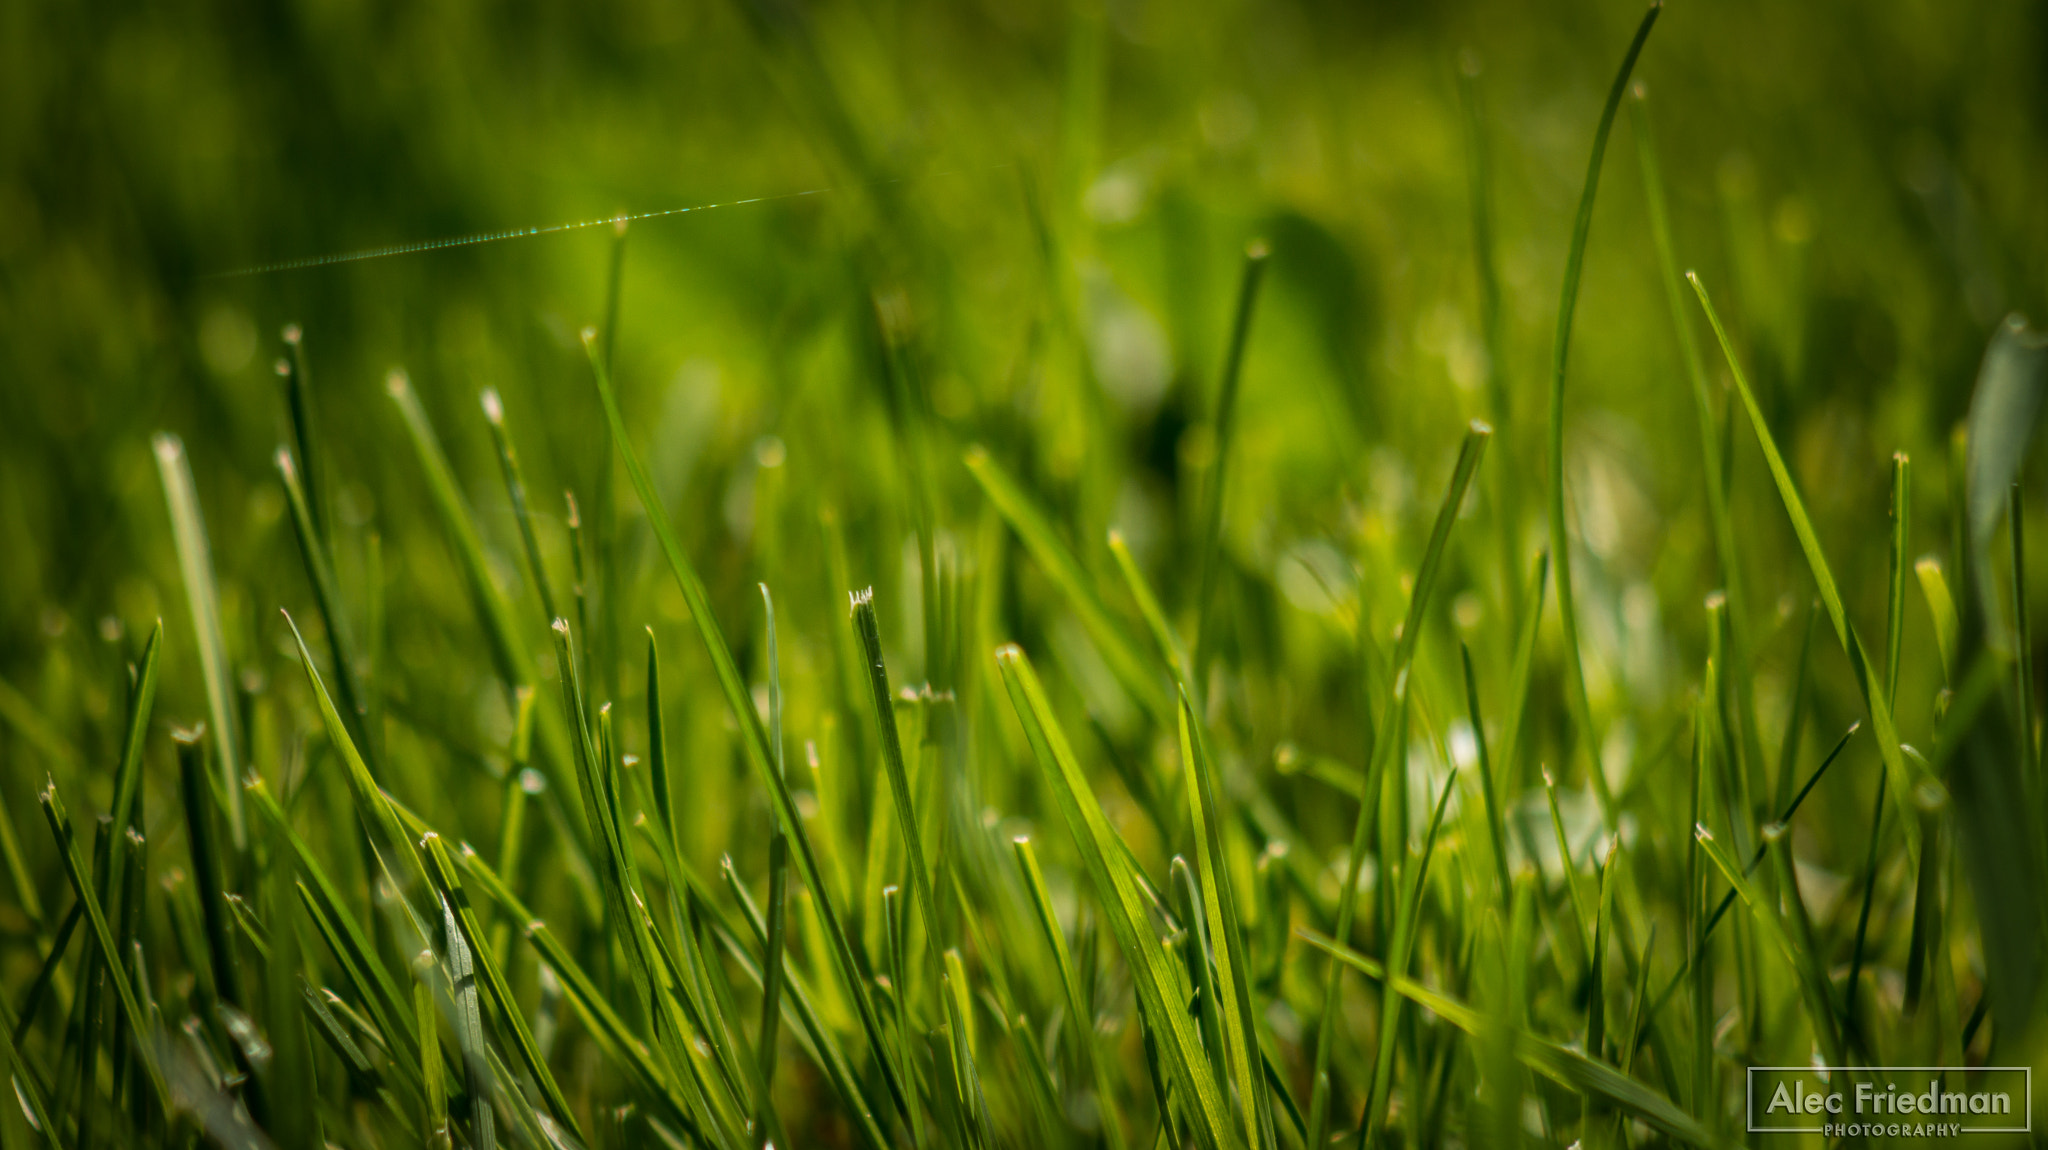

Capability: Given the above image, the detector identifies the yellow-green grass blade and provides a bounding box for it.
[1496,551,1549,798]
[481,388,563,633]
[1177,691,1267,1149]
[1108,528,1188,684]
[1917,556,1959,682]
[1459,642,1512,909]
[965,445,1169,722]
[1887,453,1912,705]
[852,589,945,977]
[583,328,912,1127]
[152,431,248,847]
[996,645,1239,1150]
[1298,929,1730,1150]
[35,778,170,1113]
[1688,272,1934,867]
[1545,3,1660,825]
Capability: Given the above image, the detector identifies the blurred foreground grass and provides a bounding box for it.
[3,0,2048,1146]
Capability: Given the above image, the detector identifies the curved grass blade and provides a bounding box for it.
[153,431,247,847]
[1012,835,1128,1150]
[1688,272,1933,866]
[996,645,1238,1150]
[582,329,911,1126]
[1918,557,1959,682]
[1545,3,1660,823]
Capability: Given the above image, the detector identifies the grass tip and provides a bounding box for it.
[385,368,409,397]
[171,723,206,745]
[1915,554,1943,573]
[579,325,598,348]
[152,431,184,463]
[520,768,545,794]
[1469,417,1494,436]
[551,617,571,636]
[276,446,297,478]
[1630,80,1648,101]
[1704,589,1728,610]
[481,387,504,423]
[274,357,290,377]
[850,586,874,612]
[1540,765,1557,787]
[1012,834,1030,846]
[994,643,1022,664]
[1761,821,1788,843]
[1693,823,1714,842]
[282,322,302,345]
[1245,239,1271,261]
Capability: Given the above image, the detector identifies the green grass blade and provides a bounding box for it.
[279,449,377,767]
[995,644,1238,1150]
[278,324,329,546]
[152,431,247,848]
[1460,642,1512,909]
[756,586,791,1100]
[1108,528,1188,682]
[420,832,582,1143]
[1917,557,1959,682]
[481,388,562,627]
[1546,3,1660,823]
[1887,453,1912,705]
[1193,241,1271,682]
[1298,929,1727,1150]
[1393,420,1490,676]
[1177,691,1267,1148]
[852,590,944,981]
[583,329,912,1126]
[1012,834,1127,1150]
[1695,824,1844,1067]
[1688,272,1933,866]
[1361,768,1457,1147]
[176,729,242,1014]
[1496,551,1549,799]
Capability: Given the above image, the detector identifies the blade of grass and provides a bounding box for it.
[279,448,377,769]
[853,590,944,987]
[1917,557,1960,683]
[481,388,563,627]
[1360,768,1457,1148]
[583,330,911,1125]
[1688,271,1934,866]
[995,645,1238,1150]
[1460,642,1512,909]
[153,431,247,848]
[1178,691,1267,1149]
[1193,241,1272,684]
[419,832,582,1142]
[1546,3,1660,825]
[1695,825,1844,1068]
[1011,835,1128,1150]
[756,586,792,1104]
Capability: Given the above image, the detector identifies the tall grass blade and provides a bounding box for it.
[1012,834,1127,1150]
[153,432,247,847]
[1193,241,1271,682]
[481,388,562,627]
[1688,272,1933,866]
[1546,3,1659,823]
[756,586,791,1101]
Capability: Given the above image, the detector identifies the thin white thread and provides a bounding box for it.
[205,186,830,278]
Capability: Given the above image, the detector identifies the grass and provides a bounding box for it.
[4,1,2048,1148]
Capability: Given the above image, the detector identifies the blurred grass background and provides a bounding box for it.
[2,0,2047,1139]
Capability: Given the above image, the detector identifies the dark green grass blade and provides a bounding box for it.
[1361,768,1457,1147]
[1193,241,1271,683]
[583,329,911,1126]
[852,589,944,981]
[279,448,377,769]
[153,431,248,848]
[279,324,329,546]
[756,586,791,1101]
[1887,453,1912,706]
[1545,2,1660,823]
[1695,825,1844,1068]
[175,730,245,1017]
[996,645,1238,1150]
[1300,930,1728,1150]
[1012,834,1128,1150]
[1688,272,1934,867]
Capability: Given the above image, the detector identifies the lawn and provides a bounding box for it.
[2,0,2046,1146]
